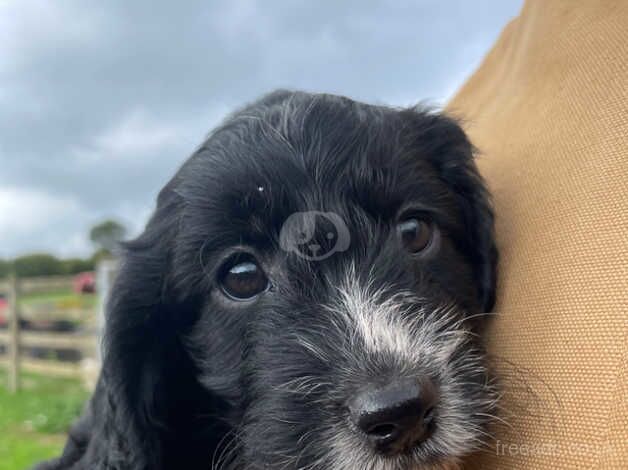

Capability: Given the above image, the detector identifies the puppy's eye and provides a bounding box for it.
[397,218,433,253]
[218,254,269,300]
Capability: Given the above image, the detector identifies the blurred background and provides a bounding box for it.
[0,1,522,468]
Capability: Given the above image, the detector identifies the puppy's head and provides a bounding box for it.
[105,91,497,469]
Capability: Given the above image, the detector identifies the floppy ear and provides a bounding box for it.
[100,171,220,467]
[405,109,498,312]
[33,176,188,465]
[101,178,183,463]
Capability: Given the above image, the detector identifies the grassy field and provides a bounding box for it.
[0,370,89,470]
[18,289,97,311]
[12,288,97,329]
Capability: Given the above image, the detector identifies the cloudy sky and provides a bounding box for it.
[0,0,522,258]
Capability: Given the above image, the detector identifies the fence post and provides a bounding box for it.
[8,274,20,393]
[96,258,118,363]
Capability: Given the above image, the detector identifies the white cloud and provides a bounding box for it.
[92,109,182,159]
[0,187,89,257]
[72,106,229,164]
[0,186,166,257]
[59,232,94,258]
[0,187,82,233]
[209,0,272,41]
[0,0,107,71]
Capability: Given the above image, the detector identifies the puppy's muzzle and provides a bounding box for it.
[348,377,439,456]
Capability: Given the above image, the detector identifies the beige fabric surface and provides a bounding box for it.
[447,1,628,469]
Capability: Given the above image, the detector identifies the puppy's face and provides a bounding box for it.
[116,92,497,470]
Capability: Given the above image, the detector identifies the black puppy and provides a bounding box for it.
[37,90,497,470]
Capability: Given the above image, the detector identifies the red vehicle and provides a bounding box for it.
[74,272,96,294]
[0,294,7,327]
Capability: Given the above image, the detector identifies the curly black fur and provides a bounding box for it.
[35,90,497,470]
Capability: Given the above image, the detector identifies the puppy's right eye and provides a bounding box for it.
[397,217,433,254]
[218,254,269,300]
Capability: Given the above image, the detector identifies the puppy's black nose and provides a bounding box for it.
[348,378,438,455]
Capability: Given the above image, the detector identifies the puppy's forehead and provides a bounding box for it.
[204,147,435,238]
[183,94,457,245]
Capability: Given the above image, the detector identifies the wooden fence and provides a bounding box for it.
[0,274,102,392]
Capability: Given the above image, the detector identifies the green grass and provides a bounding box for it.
[0,370,89,470]
[18,289,97,311]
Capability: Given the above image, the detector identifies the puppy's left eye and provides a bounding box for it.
[218,254,269,300]
[397,217,433,253]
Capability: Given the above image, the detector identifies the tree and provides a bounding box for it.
[89,220,127,255]
[13,253,63,277]
[91,248,112,265]
[1,255,95,278]
[60,258,95,275]
[0,259,12,278]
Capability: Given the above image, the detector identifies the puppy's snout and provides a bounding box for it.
[348,378,438,455]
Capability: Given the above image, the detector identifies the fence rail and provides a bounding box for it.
[0,330,98,352]
[0,274,83,294]
[0,273,104,391]
[0,357,87,379]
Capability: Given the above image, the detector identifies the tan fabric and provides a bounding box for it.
[447,1,628,469]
